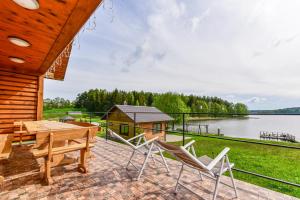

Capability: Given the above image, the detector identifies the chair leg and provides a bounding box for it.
[137,143,154,180]
[198,171,204,181]
[175,164,184,193]
[213,175,221,200]
[126,150,136,169]
[226,156,238,198]
[213,157,225,200]
[229,168,238,198]
[151,154,157,166]
[158,148,170,173]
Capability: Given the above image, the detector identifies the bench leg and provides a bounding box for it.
[78,149,88,173]
[45,157,53,185]
[20,133,23,145]
[0,176,4,189]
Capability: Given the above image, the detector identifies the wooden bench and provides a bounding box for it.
[0,134,13,160]
[0,134,13,186]
[13,121,35,144]
[65,121,99,144]
[31,128,94,185]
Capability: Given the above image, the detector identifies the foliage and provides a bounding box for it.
[251,107,300,114]
[166,135,300,198]
[153,92,190,122]
[234,103,249,115]
[73,88,249,120]
[44,97,73,110]
[44,90,249,121]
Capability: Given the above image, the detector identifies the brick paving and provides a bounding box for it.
[0,137,298,200]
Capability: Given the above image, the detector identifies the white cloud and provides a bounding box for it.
[191,8,211,32]
[45,0,300,110]
[246,97,267,104]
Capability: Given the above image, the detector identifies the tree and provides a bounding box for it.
[153,92,190,122]
[147,93,154,106]
[192,100,208,114]
[234,103,248,115]
[73,88,249,117]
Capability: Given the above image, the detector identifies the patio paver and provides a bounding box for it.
[0,137,298,200]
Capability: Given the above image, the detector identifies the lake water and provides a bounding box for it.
[186,115,300,141]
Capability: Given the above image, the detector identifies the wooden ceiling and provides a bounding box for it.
[0,0,102,79]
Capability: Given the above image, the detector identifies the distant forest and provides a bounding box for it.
[44,89,248,121]
[72,89,248,116]
[251,107,300,114]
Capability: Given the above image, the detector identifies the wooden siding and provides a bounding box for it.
[0,70,43,134]
[107,121,135,139]
[106,108,166,140]
[139,122,166,141]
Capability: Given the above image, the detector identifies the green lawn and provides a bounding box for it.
[43,109,300,197]
[43,108,104,123]
[97,129,300,197]
[165,134,300,198]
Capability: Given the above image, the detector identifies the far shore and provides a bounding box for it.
[187,115,252,121]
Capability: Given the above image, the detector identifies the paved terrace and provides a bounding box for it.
[0,137,297,200]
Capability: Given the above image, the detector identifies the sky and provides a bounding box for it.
[44,0,300,110]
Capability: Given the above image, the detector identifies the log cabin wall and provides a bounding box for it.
[0,70,43,134]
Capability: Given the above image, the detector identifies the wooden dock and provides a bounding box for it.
[259,131,297,142]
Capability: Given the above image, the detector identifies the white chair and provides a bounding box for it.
[107,129,169,180]
[156,140,238,200]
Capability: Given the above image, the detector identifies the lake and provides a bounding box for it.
[185,115,300,141]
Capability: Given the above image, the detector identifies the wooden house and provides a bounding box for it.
[0,0,102,137]
[102,105,174,140]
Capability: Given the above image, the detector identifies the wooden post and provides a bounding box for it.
[133,112,136,145]
[182,113,185,146]
[36,76,44,121]
[205,125,208,134]
[45,132,53,185]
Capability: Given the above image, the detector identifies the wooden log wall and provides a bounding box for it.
[0,70,43,134]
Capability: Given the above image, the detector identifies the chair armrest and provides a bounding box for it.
[183,140,195,149]
[207,147,230,170]
[136,136,158,149]
[127,133,145,142]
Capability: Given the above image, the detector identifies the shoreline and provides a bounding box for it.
[187,116,250,121]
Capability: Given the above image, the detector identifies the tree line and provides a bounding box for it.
[73,89,248,119]
[44,97,73,110]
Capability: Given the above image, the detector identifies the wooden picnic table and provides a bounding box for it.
[23,120,84,134]
[23,120,87,169]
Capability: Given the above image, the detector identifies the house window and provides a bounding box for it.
[120,124,129,136]
[153,123,162,134]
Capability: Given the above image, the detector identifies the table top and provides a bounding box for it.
[24,120,83,134]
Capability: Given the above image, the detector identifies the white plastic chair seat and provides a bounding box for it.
[107,129,169,180]
[198,155,234,176]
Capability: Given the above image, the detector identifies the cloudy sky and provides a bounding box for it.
[45,0,300,110]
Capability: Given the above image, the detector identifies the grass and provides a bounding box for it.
[43,108,103,123]
[165,134,300,198]
[42,109,300,197]
[97,128,300,197]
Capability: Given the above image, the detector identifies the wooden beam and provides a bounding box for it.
[36,76,44,120]
[38,0,103,75]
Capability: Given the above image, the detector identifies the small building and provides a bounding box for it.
[59,116,75,123]
[102,105,173,140]
[67,111,82,115]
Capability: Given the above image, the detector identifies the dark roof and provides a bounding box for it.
[59,116,75,120]
[102,105,174,123]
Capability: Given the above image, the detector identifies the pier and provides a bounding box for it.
[260,131,297,142]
